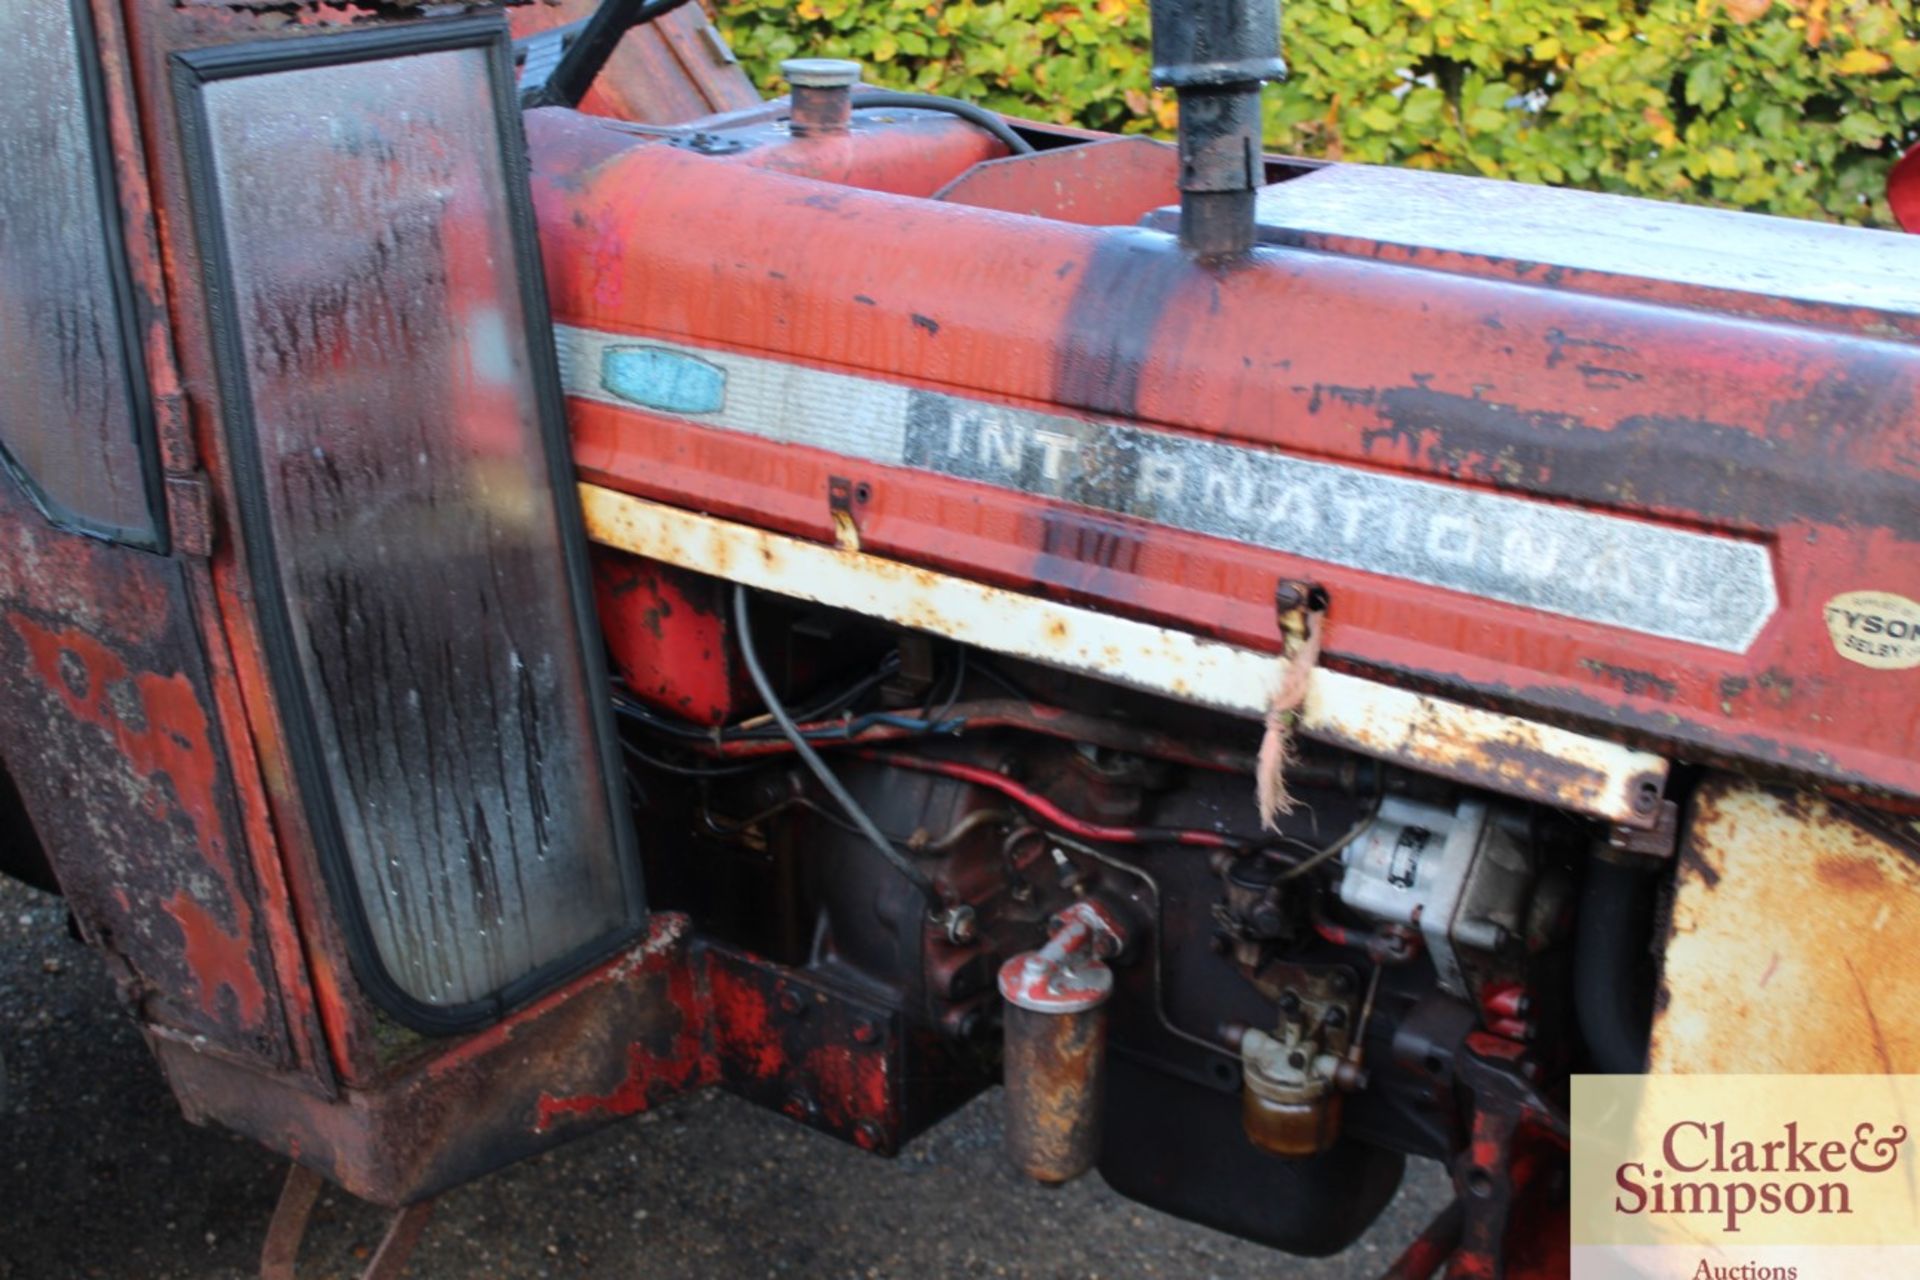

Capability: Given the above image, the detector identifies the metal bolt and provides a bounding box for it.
[851,1017,880,1045]
[1634,779,1662,813]
[1274,579,1329,615]
[853,1120,886,1150]
[941,905,978,945]
[778,988,806,1016]
[782,1090,819,1123]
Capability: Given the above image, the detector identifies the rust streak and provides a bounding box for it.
[1844,956,1897,1076]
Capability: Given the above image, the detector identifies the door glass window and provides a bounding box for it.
[179,25,642,1026]
[0,0,159,544]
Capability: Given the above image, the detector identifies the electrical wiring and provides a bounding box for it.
[613,695,965,745]
[1271,797,1379,880]
[617,738,765,779]
[732,586,941,906]
[609,646,965,746]
[853,750,1252,851]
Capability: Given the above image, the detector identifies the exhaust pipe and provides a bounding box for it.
[1148,0,1285,259]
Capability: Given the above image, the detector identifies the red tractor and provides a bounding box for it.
[2,1,1915,1276]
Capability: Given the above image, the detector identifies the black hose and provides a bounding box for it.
[1575,852,1655,1073]
[850,89,1036,156]
[731,585,941,907]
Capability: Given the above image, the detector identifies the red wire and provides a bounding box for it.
[1315,920,1360,948]
[853,750,1240,850]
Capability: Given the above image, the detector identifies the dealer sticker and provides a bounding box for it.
[1823,591,1920,670]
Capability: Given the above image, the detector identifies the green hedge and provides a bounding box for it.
[715,0,1920,226]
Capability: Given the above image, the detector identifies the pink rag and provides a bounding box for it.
[1256,610,1323,831]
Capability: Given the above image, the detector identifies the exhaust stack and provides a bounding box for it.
[1148,0,1285,258]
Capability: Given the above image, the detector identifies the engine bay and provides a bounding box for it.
[606,558,1644,1254]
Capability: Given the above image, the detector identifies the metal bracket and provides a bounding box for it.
[827,475,863,552]
[1607,799,1680,858]
[261,1163,434,1280]
[1446,1034,1569,1280]
[165,471,215,558]
[1273,578,1329,644]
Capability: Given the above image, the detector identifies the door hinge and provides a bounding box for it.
[166,471,215,558]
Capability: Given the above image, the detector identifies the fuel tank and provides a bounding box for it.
[524,103,1920,808]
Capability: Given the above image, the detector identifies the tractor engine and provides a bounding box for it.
[608,586,1592,1252]
[508,0,1918,1256]
[502,0,1919,1257]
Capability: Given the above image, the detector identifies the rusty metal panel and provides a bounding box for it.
[156,917,709,1207]
[705,946,904,1152]
[578,484,1669,826]
[152,920,987,1203]
[1650,775,1920,1074]
[702,944,987,1156]
[0,489,292,1065]
[593,552,742,726]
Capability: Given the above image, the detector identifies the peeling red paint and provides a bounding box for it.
[803,1042,892,1135]
[533,1041,709,1133]
[708,959,785,1080]
[164,888,267,1024]
[10,611,266,1031]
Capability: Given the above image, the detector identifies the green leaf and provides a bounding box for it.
[1360,103,1398,131]
[1401,86,1447,126]
[1683,60,1725,112]
[1836,112,1887,147]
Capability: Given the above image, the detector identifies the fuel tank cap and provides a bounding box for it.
[780,58,863,89]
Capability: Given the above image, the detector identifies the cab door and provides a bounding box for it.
[170,17,644,1033]
[0,0,301,1067]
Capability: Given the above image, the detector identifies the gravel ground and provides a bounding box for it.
[1,873,1450,1279]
